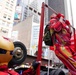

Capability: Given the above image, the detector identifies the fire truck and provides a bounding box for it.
[0,2,75,75]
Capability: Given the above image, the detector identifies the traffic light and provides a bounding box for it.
[34,10,37,13]
[28,6,41,16]
[38,12,41,15]
[29,7,33,10]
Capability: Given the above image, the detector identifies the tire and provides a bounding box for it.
[54,69,65,75]
[8,41,27,67]
[49,70,56,75]
[44,73,47,75]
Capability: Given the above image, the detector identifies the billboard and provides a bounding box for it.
[14,4,22,22]
[30,23,40,55]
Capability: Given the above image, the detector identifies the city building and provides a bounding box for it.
[45,0,76,27]
[13,16,41,56]
[45,0,66,24]
[0,0,17,38]
[28,0,40,23]
[65,0,76,28]
[14,0,45,24]
[27,0,45,23]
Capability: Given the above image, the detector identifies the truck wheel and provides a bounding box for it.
[54,69,65,75]
[8,41,27,67]
[50,69,65,75]
[49,70,56,75]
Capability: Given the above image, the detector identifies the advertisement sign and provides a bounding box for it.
[14,5,22,21]
[14,13,21,20]
[30,23,40,55]
[15,5,22,13]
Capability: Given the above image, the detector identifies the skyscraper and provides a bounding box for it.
[45,0,65,24]
[44,0,66,63]
[0,0,17,38]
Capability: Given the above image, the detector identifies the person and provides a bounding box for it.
[48,13,71,46]
[22,60,40,75]
[44,13,76,75]
[43,13,71,46]
[0,36,19,75]
[0,36,40,75]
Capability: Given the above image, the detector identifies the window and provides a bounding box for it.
[9,9,12,12]
[8,16,11,20]
[2,21,7,26]
[8,23,13,28]
[2,21,5,25]
[0,12,1,16]
[0,5,2,10]
[6,2,9,7]
[11,0,14,3]
[0,20,2,25]
[8,18,10,20]
[3,14,7,19]
[1,28,8,33]
[10,4,13,8]
[3,16,6,18]
[5,7,8,10]
[11,0,14,1]
[5,7,8,9]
